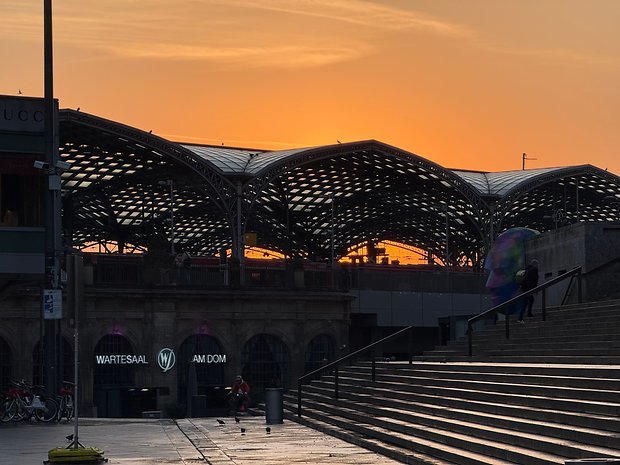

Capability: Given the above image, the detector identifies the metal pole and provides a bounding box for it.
[330,194,334,266]
[445,205,449,267]
[169,181,174,255]
[44,0,60,399]
[72,255,80,449]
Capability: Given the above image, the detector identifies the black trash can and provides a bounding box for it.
[264,388,283,424]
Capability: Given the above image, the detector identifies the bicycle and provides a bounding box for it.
[56,381,74,422]
[1,379,58,423]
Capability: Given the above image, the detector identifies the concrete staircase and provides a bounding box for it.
[286,300,620,464]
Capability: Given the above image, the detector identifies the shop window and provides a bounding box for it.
[305,334,336,374]
[93,335,134,387]
[241,334,289,400]
[0,337,11,393]
[0,172,43,227]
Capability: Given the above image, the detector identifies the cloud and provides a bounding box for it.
[210,0,474,37]
[481,44,620,68]
[111,43,369,68]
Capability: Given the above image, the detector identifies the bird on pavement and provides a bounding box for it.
[235,417,240,423]
[266,427,271,434]
[216,419,225,425]
[240,427,246,434]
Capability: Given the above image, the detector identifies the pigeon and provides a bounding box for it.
[266,427,271,434]
[66,434,74,441]
[216,419,225,425]
[234,417,240,423]
[240,427,246,434]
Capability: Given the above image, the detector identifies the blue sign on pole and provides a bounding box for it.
[43,289,62,319]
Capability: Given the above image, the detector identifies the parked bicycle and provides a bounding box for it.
[0,379,58,423]
[56,381,74,422]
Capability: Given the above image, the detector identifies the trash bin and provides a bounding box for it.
[264,388,283,424]
[565,460,620,464]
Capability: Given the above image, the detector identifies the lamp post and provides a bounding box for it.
[158,180,174,255]
[43,0,62,400]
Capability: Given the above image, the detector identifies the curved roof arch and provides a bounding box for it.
[239,141,488,266]
[58,110,236,254]
[492,165,620,233]
[53,109,620,265]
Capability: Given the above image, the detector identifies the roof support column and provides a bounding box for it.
[234,180,245,286]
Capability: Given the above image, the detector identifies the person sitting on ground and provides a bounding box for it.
[228,375,250,413]
[518,259,539,322]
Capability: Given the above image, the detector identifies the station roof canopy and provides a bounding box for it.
[57,109,620,266]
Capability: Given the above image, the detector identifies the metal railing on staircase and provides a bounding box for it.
[467,266,582,357]
[297,325,415,417]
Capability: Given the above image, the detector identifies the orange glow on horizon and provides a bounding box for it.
[2,1,619,176]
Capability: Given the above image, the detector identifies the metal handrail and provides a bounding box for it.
[467,266,582,356]
[297,325,415,417]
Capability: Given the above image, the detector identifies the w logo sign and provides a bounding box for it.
[157,348,176,372]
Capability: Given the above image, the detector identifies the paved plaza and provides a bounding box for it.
[0,416,403,465]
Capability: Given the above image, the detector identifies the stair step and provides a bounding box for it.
[293,299,620,465]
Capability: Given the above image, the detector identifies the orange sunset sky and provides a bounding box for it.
[2,1,620,175]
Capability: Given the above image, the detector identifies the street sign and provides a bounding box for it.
[43,289,62,319]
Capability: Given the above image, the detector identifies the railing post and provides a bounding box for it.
[505,312,510,339]
[542,288,546,321]
[371,351,376,382]
[297,381,302,417]
[334,367,339,399]
[468,322,473,357]
[577,269,582,303]
[409,327,414,364]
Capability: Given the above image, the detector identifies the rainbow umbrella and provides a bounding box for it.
[484,227,539,313]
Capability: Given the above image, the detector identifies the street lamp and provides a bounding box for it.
[158,180,174,255]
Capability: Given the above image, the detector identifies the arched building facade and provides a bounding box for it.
[2,96,620,417]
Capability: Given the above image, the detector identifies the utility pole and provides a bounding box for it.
[522,152,537,170]
[43,0,62,399]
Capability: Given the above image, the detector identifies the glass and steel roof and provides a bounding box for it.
[57,109,620,266]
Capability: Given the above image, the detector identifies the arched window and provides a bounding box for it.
[305,334,336,374]
[93,335,135,387]
[177,334,226,413]
[241,334,289,400]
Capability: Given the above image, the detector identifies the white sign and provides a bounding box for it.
[191,354,227,364]
[95,354,148,365]
[42,289,62,319]
[0,96,47,132]
[158,348,176,372]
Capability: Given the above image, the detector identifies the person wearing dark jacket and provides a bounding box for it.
[518,259,539,322]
